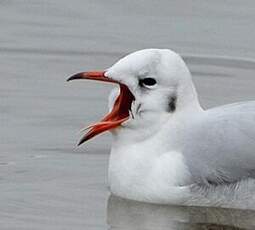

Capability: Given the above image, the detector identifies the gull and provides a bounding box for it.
[67,49,255,208]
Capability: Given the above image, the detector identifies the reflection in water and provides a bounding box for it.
[107,195,255,230]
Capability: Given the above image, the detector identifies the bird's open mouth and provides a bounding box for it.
[67,71,135,145]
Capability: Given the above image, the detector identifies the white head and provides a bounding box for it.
[68,49,201,145]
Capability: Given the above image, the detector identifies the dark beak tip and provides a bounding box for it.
[77,136,88,146]
[66,72,85,82]
[77,141,83,147]
[66,75,77,82]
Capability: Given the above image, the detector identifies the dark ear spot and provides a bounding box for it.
[168,95,177,113]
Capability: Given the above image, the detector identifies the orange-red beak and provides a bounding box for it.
[67,71,135,146]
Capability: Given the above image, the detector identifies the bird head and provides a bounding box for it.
[68,49,199,145]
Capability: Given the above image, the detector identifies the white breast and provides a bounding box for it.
[108,137,192,204]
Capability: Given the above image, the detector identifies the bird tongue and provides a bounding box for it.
[67,71,135,145]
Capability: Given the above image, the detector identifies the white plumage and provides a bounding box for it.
[105,49,255,208]
[69,48,255,208]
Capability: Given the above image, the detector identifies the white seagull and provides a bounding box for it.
[68,49,255,208]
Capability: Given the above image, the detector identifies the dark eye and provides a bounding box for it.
[139,78,157,88]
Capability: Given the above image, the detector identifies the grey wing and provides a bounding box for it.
[183,101,255,185]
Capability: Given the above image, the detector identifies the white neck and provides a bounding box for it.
[108,82,203,204]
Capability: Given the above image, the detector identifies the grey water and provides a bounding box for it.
[1,0,255,229]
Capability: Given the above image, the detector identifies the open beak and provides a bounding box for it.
[67,71,135,146]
